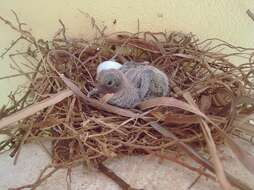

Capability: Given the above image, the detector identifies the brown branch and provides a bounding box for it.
[247,9,254,22]
[9,165,59,190]
[148,122,253,190]
[0,37,23,58]
[98,163,144,190]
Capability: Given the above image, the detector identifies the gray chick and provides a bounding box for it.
[120,61,169,100]
[88,62,169,108]
[88,69,141,108]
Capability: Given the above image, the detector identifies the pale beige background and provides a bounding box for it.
[0,1,254,190]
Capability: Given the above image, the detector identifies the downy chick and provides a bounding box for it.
[120,61,169,99]
[88,69,141,108]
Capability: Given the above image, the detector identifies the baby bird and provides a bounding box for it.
[88,69,141,108]
[89,61,169,108]
[120,61,169,100]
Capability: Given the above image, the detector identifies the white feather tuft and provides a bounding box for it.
[97,61,122,74]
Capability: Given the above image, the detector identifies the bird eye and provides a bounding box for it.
[107,80,113,86]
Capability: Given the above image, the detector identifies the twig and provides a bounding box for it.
[13,126,32,165]
[98,163,144,190]
[188,174,202,189]
[58,19,68,42]
[0,10,35,44]
[200,120,232,190]
[247,9,254,22]
[78,9,107,38]
[0,89,73,129]
[0,72,36,80]
[66,168,72,190]
[148,122,253,190]
[0,37,23,58]
[153,152,215,180]
[9,165,59,190]
[187,162,211,190]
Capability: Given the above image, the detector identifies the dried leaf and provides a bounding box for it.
[184,92,254,177]
[150,110,165,120]
[201,120,233,190]
[0,89,73,129]
[138,97,207,118]
[100,93,114,103]
[163,113,200,124]
[34,117,60,129]
[148,122,252,190]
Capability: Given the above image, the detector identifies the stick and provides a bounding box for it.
[247,9,254,22]
[0,89,73,129]
[148,122,252,190]
[98,163,144,190]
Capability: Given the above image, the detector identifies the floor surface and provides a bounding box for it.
[0,137,253,190]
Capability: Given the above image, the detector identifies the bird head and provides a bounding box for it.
[88,69,123,97]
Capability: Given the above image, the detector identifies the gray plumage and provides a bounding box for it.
[120,61,169,99]
[88,61,169,108]
[88,69,141,108]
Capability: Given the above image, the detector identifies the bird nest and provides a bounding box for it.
[1,12,254,190]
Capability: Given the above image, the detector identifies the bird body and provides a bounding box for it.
[88,69,141,108]
[107,84,141,108]
[121,62,169,99]
[89,61,169,108]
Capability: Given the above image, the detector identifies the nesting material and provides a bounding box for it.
[1,13,254,190]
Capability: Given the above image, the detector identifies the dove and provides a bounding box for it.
[120,61,169,99]
[88,69,141,108]
[88,61,169,108]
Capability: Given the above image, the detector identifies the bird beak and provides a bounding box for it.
[87,86,105,97]
[87,88,99,97]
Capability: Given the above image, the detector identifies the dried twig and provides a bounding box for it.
[98,163,144,190]
[247,9,254,22]
[9,165,59,190]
